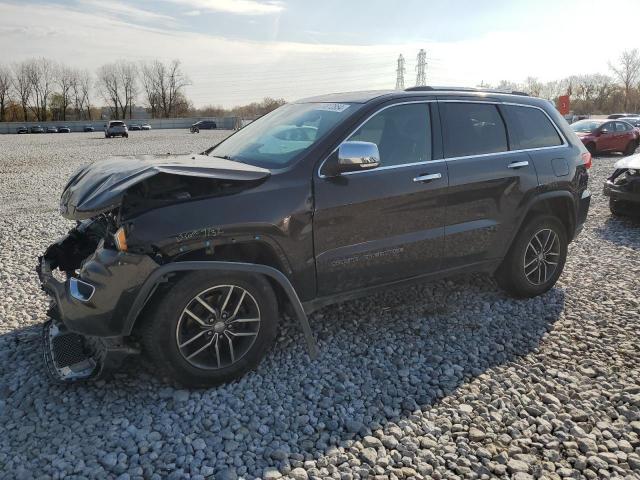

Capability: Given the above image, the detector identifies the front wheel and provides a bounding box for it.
[140,271,279,387]
[495,215,568,298]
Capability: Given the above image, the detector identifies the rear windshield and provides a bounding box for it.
[110,121,125,127]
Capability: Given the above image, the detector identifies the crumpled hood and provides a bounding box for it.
[614,154,640,170]
[59,154,271,220]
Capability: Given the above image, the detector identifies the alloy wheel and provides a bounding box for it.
[175,285,261,369]
[523,228,560,286]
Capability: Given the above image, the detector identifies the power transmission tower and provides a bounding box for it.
[415,49,427,87]
[395,54,406,90]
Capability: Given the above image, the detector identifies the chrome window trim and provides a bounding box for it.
[317,100,435,178]
[317,99,570,179]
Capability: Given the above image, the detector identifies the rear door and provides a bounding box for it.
[598,121,617,151]
[313,101,448,295]
[440,100,539,267]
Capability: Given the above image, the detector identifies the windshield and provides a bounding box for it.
[207,102,360,168]
[571,120,602,133]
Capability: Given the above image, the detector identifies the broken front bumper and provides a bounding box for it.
[37,245,159,337]
[37,242,159,381]
[603,180,640,204]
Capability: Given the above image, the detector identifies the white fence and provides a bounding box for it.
[0,116,240,134]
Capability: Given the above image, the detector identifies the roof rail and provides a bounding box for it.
[405,86,529,97]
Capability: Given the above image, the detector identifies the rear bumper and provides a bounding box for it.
[574,189,591,238]
[37,246,159,337]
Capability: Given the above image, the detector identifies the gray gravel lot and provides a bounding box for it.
[0,129,639,479]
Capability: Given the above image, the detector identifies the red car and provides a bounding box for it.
[571,119,639,156]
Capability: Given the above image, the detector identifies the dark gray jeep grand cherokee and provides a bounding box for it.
[37,87,591,387]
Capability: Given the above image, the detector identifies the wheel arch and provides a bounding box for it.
[126,260,319,358]
[504,191,577,261]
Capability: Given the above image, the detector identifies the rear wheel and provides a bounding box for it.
[495,215,568,298]
[140,271,279,387]
[586,142,596,156]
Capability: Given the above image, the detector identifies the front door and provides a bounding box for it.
[313,102,448,296]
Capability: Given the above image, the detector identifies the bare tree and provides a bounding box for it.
[97,61,138,119]
[12,61,32,121]
[26,58,55,121]
[609,49,640,111]
[0,65,11,122]
[523,77,543,97]
[71,69,93,120]
[140,59,190,118]
[119,61,138,119]
[56,64,74,121]
[140,61,161,118]
[96,62,124,119]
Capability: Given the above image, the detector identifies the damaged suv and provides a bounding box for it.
[38,87,591,387]
[604,154,640,216]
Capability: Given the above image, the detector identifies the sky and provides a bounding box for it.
[2,0,640,107]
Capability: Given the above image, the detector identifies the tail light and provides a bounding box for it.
[581,152,592,169]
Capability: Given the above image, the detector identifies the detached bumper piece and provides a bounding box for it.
[43,320,99,382]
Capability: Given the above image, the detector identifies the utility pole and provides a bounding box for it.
[395,54,406,90]
[415,49,427,87]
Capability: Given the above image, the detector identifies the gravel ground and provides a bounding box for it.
[0,130,639,480]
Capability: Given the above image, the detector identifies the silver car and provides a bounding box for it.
[105,120,128,138]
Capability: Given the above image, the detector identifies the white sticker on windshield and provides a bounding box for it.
[316,103,350,113]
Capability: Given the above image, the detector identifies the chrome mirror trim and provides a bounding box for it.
[337,141,380,170]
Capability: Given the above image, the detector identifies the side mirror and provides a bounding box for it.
[600,128,610,134]
[336,141,380,173]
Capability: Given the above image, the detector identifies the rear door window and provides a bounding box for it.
[440,102,508,158]
[504,105,563,149]
[615,122,630,132]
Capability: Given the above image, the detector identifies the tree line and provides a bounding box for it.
[0,58,191,122]
[481,49,640,115]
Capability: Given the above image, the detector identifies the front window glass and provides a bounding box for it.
[207,102,360,169]
[571,120,602,133]
[348,103,431,167]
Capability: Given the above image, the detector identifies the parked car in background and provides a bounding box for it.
[30,125,45,133]
[38,87,591,386]
[141,124,151,130]
[603,155,640,216]
[105,120,128,138]
[607,113,638,119]
[57,126,71,133]
[129,124,141,131]
[83,125,95,132]
[190,120,217,133]
[16,126,28,134]
[46,126,58,133]
[571,119,638,155]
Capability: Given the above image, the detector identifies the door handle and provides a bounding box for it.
[413,173,442,183]
[508,160,529,169]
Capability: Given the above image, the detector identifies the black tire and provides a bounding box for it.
[124,133,129,138]
[105,134,110,138]
[624,141,636,156]
[140,271,279,388]
[495,215,568,298]
[609,198,625,216]
[586,143,596,156]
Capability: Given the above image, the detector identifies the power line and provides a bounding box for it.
[395,54,405,90]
